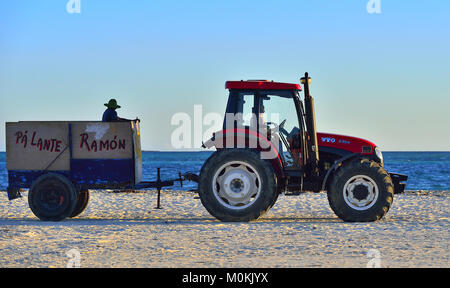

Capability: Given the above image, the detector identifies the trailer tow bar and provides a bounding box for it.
[154,168,163,209]
[134,169,199,209]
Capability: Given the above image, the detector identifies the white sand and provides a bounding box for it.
[0,190,448,268]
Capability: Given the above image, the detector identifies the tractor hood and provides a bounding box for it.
[317,132,377,155]
[203,130,378,155]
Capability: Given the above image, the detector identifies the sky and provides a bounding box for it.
[1,0,449,151]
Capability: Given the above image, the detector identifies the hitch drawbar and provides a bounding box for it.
[389,173,408,194]
[134,168,199,209]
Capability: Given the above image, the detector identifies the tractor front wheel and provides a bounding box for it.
[198,149,278,222]
[327,159,394,222]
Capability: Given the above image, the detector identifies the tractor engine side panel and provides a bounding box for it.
[317,132,377,155]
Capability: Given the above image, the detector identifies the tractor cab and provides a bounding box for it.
[204,74,320,180]
[222,80,307,169]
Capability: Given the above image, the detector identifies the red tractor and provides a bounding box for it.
[197,73,407,222]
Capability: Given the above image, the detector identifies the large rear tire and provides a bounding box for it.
[327,159,394,222]
[28,173,78,221]
[198,149,278,222]
[69,189,90,218]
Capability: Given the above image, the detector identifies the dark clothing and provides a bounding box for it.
[102,108,118,122]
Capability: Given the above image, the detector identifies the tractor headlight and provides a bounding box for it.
[375,146,383,165]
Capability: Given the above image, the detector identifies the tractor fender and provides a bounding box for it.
[321,153,360,191]
[203,129,285,178]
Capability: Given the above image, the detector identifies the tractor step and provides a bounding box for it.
[389,172,408,194]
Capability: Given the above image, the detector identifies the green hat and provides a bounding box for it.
[104,99,121,109]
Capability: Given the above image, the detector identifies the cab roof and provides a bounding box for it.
[225,80,301,91]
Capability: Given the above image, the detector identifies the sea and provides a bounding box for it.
[0,152,448,191]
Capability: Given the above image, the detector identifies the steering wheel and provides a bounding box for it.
[266,119,287,130]
[279,119,286,130]
[278,119,289,137]
[266,121,279,131]
[266,119,287,133]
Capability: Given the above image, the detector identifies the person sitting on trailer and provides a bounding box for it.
[102,99,136,122]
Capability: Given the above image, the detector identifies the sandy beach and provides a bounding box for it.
[0,190,448,268]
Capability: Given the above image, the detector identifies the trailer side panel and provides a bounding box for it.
[6,122,70,171]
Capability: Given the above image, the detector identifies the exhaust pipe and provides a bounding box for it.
[301,72,320,176]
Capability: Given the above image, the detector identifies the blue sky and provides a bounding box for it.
[1,0,449,151]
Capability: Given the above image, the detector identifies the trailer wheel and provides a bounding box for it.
[28,173,78,221]
[69,189,90,218]
[198,149,277,222]
[327,159,394,222]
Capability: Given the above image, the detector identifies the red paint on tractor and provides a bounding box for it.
[225,80,301,91]
[317,132,377,154]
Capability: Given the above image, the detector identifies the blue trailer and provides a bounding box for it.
[5,121,185,221]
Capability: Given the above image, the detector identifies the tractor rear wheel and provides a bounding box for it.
[28,173,78,221]
[327,158,394,222]
[198,149,278,222]
[69,189,90,218]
